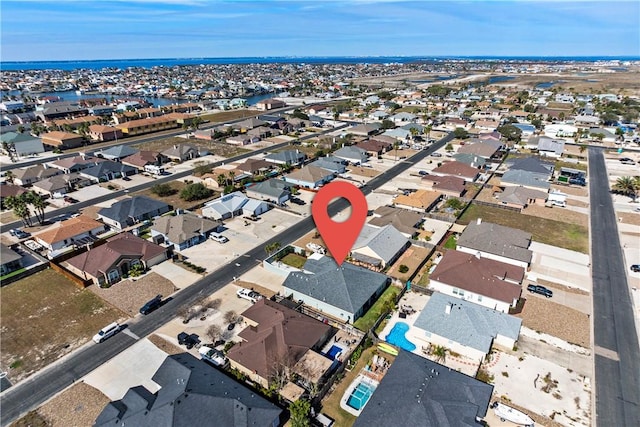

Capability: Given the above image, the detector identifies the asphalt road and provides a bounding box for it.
[0,123,348,234]
[0,133,453,426]
[588,147,640,427]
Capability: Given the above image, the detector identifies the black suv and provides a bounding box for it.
[177,332,199,349]
[139,295,163,315]
[631,264,640,273]
[527,284,553,298]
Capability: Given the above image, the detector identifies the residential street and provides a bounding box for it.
[0,132,453,426]
[588,147,640,427]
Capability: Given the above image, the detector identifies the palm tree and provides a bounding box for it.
[228,171,236,186]
[216,173,227,187]
[26,191,47,224]
[4,170,15,184]
[613,176,640,202]
[424,124,432,141]
[432,345,448,363]
[5,195,32,227]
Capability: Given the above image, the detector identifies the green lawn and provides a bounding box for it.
[443,234,457,249]
[280,253,307,269]
[0,267,26,281]
[459,204,589,253]
[353,285,400,332]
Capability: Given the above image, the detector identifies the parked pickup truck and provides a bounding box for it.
[199,346,229,368]
[527,284,553,298]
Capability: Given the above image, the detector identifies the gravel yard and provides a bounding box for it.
[148,334,183,355]
[89,272,177,316]
[37,382,109,427]
[515,296,590,348]
[522,204,589,227]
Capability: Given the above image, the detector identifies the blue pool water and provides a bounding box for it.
[347,382,375,410]
[326,345,343,360]
[385,322,417,352]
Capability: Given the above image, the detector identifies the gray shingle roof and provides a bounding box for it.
[95,144,138,160]
[98,196,170,226]
[414,292,522,354]
[80,161,137,178]
[283,256,389,315]
[457,220,532,264]
[151,213,220,245]
[264,149,305,164]
[95,353,282,427]
[353,350,493,427]
[247,179,291,198]
[352,224,409,265]
[501,169,551,190]
[1,244,22,265]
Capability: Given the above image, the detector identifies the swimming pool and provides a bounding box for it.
[346,381,376,410]
[385,321,416,352]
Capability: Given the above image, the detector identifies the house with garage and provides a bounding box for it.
[368,206,423,238]
[97,196,172,230]
[456,219,532,268]
[95,353,283,427]
[63,232,169,286]
[310,156,347,174]
[421,174,467,198]
[33,215,108,258]
[12,164,63,186]
[351,224,410,269]
[333,146,368,165]
[527,136,565,157]
[31,173,92,198]
[121,150,167,171]
[264,149,306,167]
[48,154,105,174]
[283,254,390,323]
[393,189,442,213]
[283,165,335,189]
[88,125,122,142]
[161,144,200,162]
[428,249,525,313]
[381,128,411,141]
[246,179,292,205]
[349,123,382,137]
[431,161,480,182]
[201,192,269,220]
[94,145,138,161]
[356,139,392,157]
[496,186,547,209]
[0,183,27,209]
[456,140,503,159]
[150,212,221,252]
[226,298,332,389]
[79,161,138,183]
[353,350,493,427]
[413,292,522,362]
[501,156,554,191]
[236,158,273,176]
[1,244,23,276]
[0,132,44,157]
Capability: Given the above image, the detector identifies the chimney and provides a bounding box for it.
[476,218,482,225]
[445,303,452,315]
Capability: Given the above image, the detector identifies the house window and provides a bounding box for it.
[107,269,120,283]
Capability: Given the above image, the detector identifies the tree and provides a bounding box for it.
[445,143,454,152]
[579,144,587,154]
[26,191,46,224]
[265,241,282,256]
[292,109,309,120]
[289,399,311,427]
[4,170,14,184]
[424,124,432,141]
[216,173,227,187]
[228,171,236,185]
[432,345,449,363]
[613,176,640,202]
[180,182,213,201]
[496,124,523,142]
[452,127,468,139]
[190,116,204,131]
[206,324,222,342]
[151,183,176,197]
[381,119,395,130]
[5,194,32,227]
[224,310,238,324]
[393,140,400,162]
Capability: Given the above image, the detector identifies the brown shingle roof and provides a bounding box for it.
[393,190,441,210]
[432,161,479,180]
[422,174,467,195]
[430,250,524,304]
[227,299,331,381]
[34,215,104,245]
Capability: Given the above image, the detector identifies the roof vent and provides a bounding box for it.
[445,303,452,315]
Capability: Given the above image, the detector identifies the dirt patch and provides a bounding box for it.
[133,180,220,211]
[1,210,18,224]
[0,269,124,383]
[619,211,640,226]
[522,204,589,228]
[199,109,262,124]
[88,272,177,317]
[515,297,590,348]
[148,334,184,355]
[550,183,588,197]
[35,382,110,427]
[133,136,249,158]
[536,279,590,296]
[349,166,381,178]
[387,245,432,282]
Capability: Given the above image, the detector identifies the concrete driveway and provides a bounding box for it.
[528,242,591,292]
[150,261,202,289]
[83,338,166,400]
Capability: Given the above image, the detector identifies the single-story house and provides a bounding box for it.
[381,128,411,141]
[150,212,221,251]
[283,165,335,189]
[413,292,522,362]
[246,179,292,205]
[310,156,347,174]
[201,192,269,220]
[497,186,547,209]
[283,254,390,323]
[431,161,480,182]
[31,172,92,198]
[452,153,487,169]
[527,136,565,157]
[79,161,137,183]
[353,350,493,427]
[1,244,23,276]
[456,219,532,268]
[393,189,442,212]
[97,196,172,230]
[351,224,410,269]
[48,154,105,174]
[349,123,382,136]
[457,141,502,159]
[63,232,169,286]
[226,134,261,146]
[355,139,391,156]
[0,132,44,157]
[33,215,107,258]
[0,183,27,209]
[94,144,138,161]
[429,249,524,313]
[121,150,167,171]
[333,146,368,165]
[161,144,200,162]
[255,98,287,110]
[227,298,332,389]
[12,164,63,186]
[88,125,122,142]
[95,353,283,427]
[236,158,273,175]
[368,206,423,238]
[544,124,577,138]
[264,149,306,166]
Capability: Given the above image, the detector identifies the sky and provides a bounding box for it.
[1,0,639,62]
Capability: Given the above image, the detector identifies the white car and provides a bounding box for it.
[209,233,229,243]
[236,288,263,304]
[199,346,229,368]
[93,322,121,343]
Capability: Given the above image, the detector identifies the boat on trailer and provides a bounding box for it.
[490,402,535,426]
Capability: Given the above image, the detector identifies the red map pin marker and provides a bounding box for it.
[311,181,368,266]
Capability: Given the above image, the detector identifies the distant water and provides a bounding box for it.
[536,81,557,89]
[2,56,639,71]
[0,89,275,108]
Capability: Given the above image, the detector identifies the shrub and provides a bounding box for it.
[398,264,409,274]
[151,183,176,197]
[180,182,212,201]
